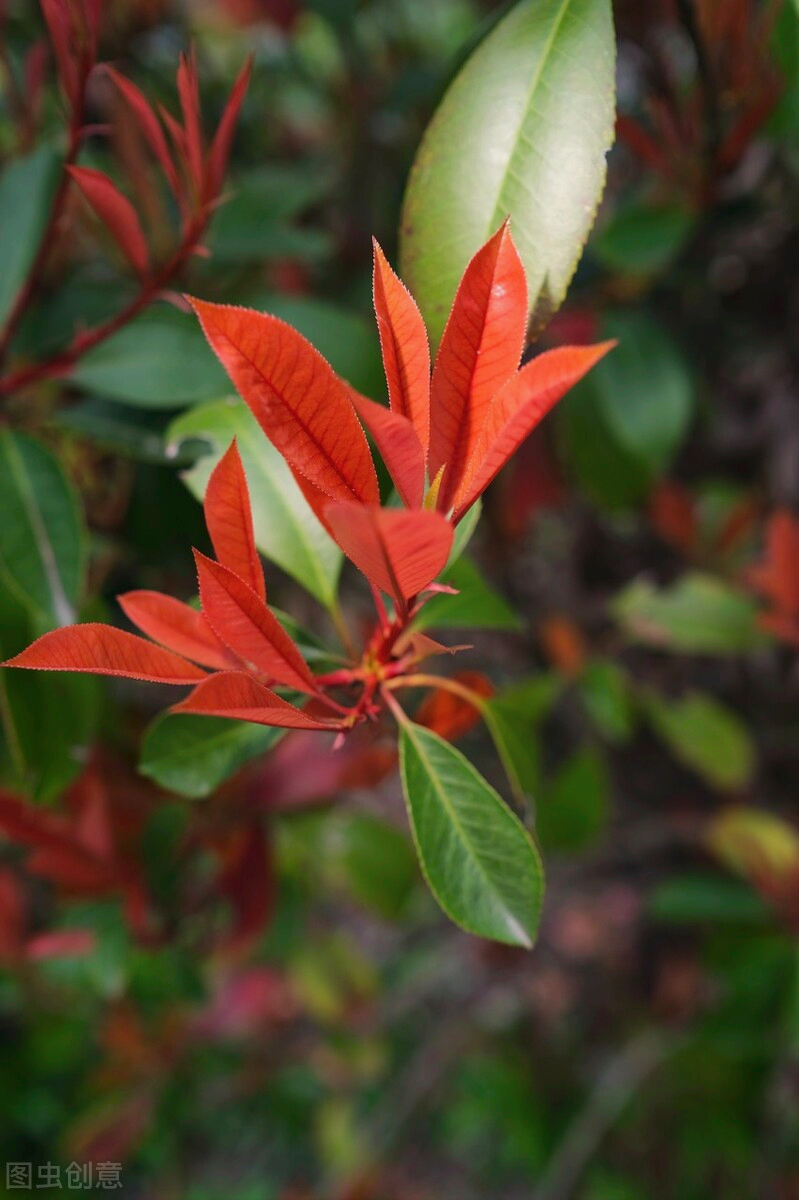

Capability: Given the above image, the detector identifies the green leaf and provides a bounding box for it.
[415,554,522,631]
[591,199,695,275]
[538,745,610,851]
[612,572,764,655]
[446,498,482,568]
[206,165,334,263]
[399,719,544,946]
[558,369,651,509]
[592,312,695,474]
[71,308,229,407]
[579,658,634,743]
[644,690,756,792]
[139,713,284,799]
[400,0,616,343]
[167,398,342,609]
[0,145,61,327]
[53,400,202,465]
[648,873,771,925]
[483,674,562,802]
[0,431,85,626]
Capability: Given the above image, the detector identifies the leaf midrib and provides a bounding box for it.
[403,721,534,945]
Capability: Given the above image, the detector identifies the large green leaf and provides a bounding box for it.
[0,431,85,626]
[399,720,544,947]
[0,145,61,327]
[644,690,756,793]
[71,308,229,407]
[167,398,342,608]
[612,573,764,656]
[400,0,616,343]
[140,713,283,799]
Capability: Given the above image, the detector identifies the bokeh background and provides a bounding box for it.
[2,1,799,1197]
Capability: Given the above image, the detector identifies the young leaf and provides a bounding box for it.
[372,239,430,452]
[398,719,544,947]
[189,300,379,506]
[400,0,616,344]
[452,342,614,520]
[66,166,150,277]
[0,431,85,626]
[140,712,282,799]
[429,223,528,509]
[3,625,207,684]
[203,439,266,601]
[118,591,232,670]
[324,504,453,604]
[167,399,341,610]
[350,392,426,510]
[104,66,181,198]
[172,671,342,729]
[194,552,318,693]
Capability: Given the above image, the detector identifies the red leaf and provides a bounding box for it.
[205,56,252,203]
[2,624,207,684]
[415,670,494,741]
[0,792,114,892]
[452,342,615,521]
[372,240,430,453]
[104,67,181,199]
[429,222,528,510]
[324,503,453,605]
[118,591,233,670]
[176,48,203,194]
[748,509,799,619]
[189,299,379,506]
[213,821,274,952]
[194,552,317,693]
[350,391,425,509]
[40,0,78,105]
[173,671,343,729]
[67,166,150,277]
[204,439,266,600]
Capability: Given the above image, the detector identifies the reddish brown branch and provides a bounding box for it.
[0,222,204,398]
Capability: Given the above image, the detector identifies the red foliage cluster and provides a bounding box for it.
[4,223,610,732]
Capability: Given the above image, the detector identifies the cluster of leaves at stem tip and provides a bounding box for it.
[0,0,250,395]
[4,216,612,946]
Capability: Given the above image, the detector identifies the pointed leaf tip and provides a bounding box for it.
[3,624,207,684]
[204,438,266,601]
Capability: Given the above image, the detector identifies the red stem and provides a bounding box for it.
[0,223,204,397]
[0,102,86,363]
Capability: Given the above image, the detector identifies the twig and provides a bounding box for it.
[0,226,202,397]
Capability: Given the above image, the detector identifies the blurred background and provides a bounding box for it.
[2,0,799,1196]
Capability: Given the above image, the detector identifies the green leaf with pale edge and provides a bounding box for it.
[139,713,284,799]
[400,0,616,344]
[167,398,342,609]
[399,720,544,946]
[0,432,85,626]
[0,145,61,327]
[643,690,756,793]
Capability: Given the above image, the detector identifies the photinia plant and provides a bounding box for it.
[3,221,612,947]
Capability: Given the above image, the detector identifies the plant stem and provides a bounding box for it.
[0,230,201,397]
